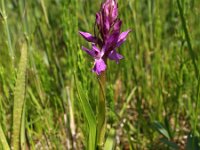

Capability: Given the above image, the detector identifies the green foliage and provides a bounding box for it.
[0,0,199,149]
[185,133,200,150]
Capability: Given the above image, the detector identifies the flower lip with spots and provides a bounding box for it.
[79,0,131,75]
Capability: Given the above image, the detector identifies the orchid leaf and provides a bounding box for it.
[75,76,96,150]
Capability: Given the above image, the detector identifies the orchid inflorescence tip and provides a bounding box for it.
[79,0,131,75]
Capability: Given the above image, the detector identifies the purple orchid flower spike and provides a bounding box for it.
[79,0,131,75]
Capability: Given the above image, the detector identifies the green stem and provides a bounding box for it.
[1,0,14,66]
[97,71,106,150]
[176,0,199,79]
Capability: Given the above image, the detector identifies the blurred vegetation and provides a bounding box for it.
[0,0,200,149]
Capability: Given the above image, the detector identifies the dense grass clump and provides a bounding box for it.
[0,0,199,149]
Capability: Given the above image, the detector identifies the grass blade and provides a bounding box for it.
[176,0,199,78]
[104,128,116,150]
[1,0,14,65]
[185,133,200,150]
[0,125,10,150]
[40,0,50,27]
[12,42,27,150]
[119,87,137,117]
[159,138,179,150]
[153,121,170,140]
[75,76,96,150]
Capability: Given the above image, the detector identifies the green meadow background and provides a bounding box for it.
[0,0,200,149]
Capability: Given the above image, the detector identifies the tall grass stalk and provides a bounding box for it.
[176,0,199,79]
[12,43,27,150]
[1,0,14,66]
[177,0,200,140]
[66,87,77,149]
[40,0,50,27]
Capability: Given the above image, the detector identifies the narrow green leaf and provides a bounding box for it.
[185,133,200,150]
[1,0,14,66]
[0,125,10,150]
[119,87,137,117]
[40,0,50,27]
[104,128,116,150]
[75,76,96,150]
[12,43,27,150]
[160,138,179,150]
[153,121,170,140]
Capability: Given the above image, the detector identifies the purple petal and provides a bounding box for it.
[105,32,120,50]
[102,0,118,22]
[104,17,110,33]
[81,45,101,58]
[113,19,122,33]
[96,13,101,26]
[92,59,106,75]
[81,46,95,57]
[102,2,109,17]
[81,46,96,58]
[91,44,101,58]
[108,49,123,63]
[79,31,97,43]
[91,44,100,52]
[116,29,131,47]
[111,1,118,22]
